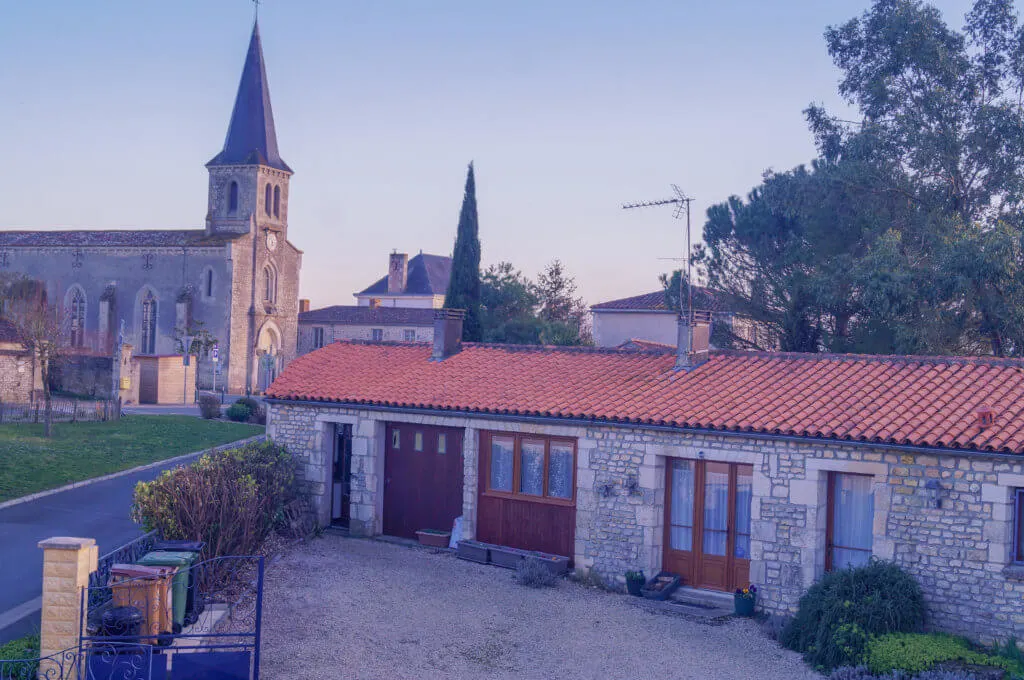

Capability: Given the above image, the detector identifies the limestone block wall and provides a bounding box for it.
[0,348,39,402]
[268,400,1024,645]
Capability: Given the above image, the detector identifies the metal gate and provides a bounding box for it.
[78,556,264,680]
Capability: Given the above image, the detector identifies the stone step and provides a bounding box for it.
[632,586,735,621]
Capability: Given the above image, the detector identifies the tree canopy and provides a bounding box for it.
[697,0,1024,356]
[445,163,483,341]
[479,260,591,345]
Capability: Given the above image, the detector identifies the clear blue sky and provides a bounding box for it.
[0,0,985,308]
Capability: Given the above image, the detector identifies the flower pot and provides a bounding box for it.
[625,574,645,597]
[525,551,570,576]
[489,545,530,569]
[733,594,756,617]
[456,540,491,564]
[641,572,681,600]
[415,530,451,548]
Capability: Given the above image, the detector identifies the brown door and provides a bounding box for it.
[663,459,752,592]
[383,423,464,539]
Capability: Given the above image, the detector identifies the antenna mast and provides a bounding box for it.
[622,184,694,326]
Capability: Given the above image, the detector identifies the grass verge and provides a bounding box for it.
[0,416,263,502]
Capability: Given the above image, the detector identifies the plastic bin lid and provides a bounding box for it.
[137,551,196,566]
[109,564,174,578]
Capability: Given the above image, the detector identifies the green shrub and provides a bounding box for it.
[780,560,925,671]
[131,441,297,558]
[225,402,252,422]
[866,633,1024,676]
[198,394,221,420]
[231,397,265,424]
[515,558,558,588]
[829,667,979,680]
[0,635,40,680]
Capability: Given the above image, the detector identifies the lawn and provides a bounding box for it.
[0,416,263,502]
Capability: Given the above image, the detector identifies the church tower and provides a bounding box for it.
[205,21,292,242]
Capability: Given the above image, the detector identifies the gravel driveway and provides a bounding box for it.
[260,534,819,680]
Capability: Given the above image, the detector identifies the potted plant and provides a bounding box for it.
[415,529,451,548]
[734,584,757,616]
[640,571,681,600]
[625,570,645,597]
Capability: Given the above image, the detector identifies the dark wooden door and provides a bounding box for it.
[331,425,352,526]
[663,459,752,592]
[383,423,464,539]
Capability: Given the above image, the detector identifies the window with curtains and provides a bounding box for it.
[312,327,325,349]
[827,472,875,570]
[1014,488,1023,564]
[484,432,575,503]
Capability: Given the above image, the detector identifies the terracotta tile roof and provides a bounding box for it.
[299,305,435,326]
[267,343,1024,454]
[591,288,728,313]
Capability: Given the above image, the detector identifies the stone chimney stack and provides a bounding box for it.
[388,252,409,294]
[676,310,712,370]
[431,309,465,361]
[299,299,310,313]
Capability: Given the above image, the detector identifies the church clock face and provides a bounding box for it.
[266,232,278,251]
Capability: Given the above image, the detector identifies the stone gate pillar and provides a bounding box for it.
[37,537,97,671]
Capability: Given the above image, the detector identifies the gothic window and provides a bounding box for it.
[265,184,272,216]
[263,265,277,304]
[68,287,86,348]
[273,185,281,217]
[141,290,157,354]
[228,181,239,215]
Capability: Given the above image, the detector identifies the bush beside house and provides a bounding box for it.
[131,441,298,558]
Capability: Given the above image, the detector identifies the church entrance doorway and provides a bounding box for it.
[255,323,282,393]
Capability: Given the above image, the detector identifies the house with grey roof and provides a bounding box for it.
[296,251,452,355]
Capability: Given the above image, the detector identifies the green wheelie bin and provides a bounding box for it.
[135,551,195,632]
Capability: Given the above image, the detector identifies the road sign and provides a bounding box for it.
[211,344,219,362]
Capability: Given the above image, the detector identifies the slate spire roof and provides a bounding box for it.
[207,21,291,172]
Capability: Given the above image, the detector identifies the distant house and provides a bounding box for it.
[296,305,436,355]
[296,251,453,356]
[0,318,41,403]
[590,288,771,349]
[354,252,452,309]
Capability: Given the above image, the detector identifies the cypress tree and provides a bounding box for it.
[444,162,483,341]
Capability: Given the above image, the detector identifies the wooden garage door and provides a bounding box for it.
[476,431,576,558]
[383,423,464,539]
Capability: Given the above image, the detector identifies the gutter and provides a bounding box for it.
[262,397,1024,463]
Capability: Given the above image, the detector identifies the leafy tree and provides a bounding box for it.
[445,162,483,341]
[535,259,591,345]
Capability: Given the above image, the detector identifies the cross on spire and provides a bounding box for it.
[252,0,261,21]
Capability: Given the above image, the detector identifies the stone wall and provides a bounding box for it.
[0,346,39,402]
[267,400,1024,645]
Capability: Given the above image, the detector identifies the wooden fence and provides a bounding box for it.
[0,398,118,424]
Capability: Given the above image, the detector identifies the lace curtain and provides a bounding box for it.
[832,473,874,569]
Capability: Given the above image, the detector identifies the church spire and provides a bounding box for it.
[207,20,291,172]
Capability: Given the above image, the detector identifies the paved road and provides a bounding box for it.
[0,452,207,645]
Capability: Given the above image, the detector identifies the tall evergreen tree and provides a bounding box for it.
[445,162,483,341]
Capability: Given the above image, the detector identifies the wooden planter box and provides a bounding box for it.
[456,541,491,564]
[489,545,531,570]
[415,530,451,548]
[641,571,681,600]
[525,552,570,576]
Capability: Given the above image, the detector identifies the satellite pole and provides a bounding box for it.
[622,184,695,330]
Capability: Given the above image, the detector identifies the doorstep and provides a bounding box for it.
[633,586,735,622]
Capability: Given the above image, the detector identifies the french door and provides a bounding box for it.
[663,459,752,592]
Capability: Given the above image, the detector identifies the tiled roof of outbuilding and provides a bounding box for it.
[591,288,728,313]
[299,305,436,326]
[267,342,1024,454]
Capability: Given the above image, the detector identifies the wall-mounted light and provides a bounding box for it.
[600,482,616,498]
[624,473,641,495]
[924,479,943,509]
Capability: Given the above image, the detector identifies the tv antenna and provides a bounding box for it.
[622,184,695,325]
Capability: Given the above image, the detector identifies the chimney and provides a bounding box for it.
[431,309,465,361]
[299,299,310,314]
[976,405,995,429]
[676,310,712,370]
[388,252,409,294]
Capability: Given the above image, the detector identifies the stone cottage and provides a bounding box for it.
[266,312,1024,644]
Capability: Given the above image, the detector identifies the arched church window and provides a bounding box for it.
[68,287,86,348]
[265,184,272,216]
[141,290,157,354]
[228,181,239,215]
[273,185,281,218]
[263,265,277,304]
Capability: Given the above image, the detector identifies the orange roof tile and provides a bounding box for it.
[266,342,1024,454]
